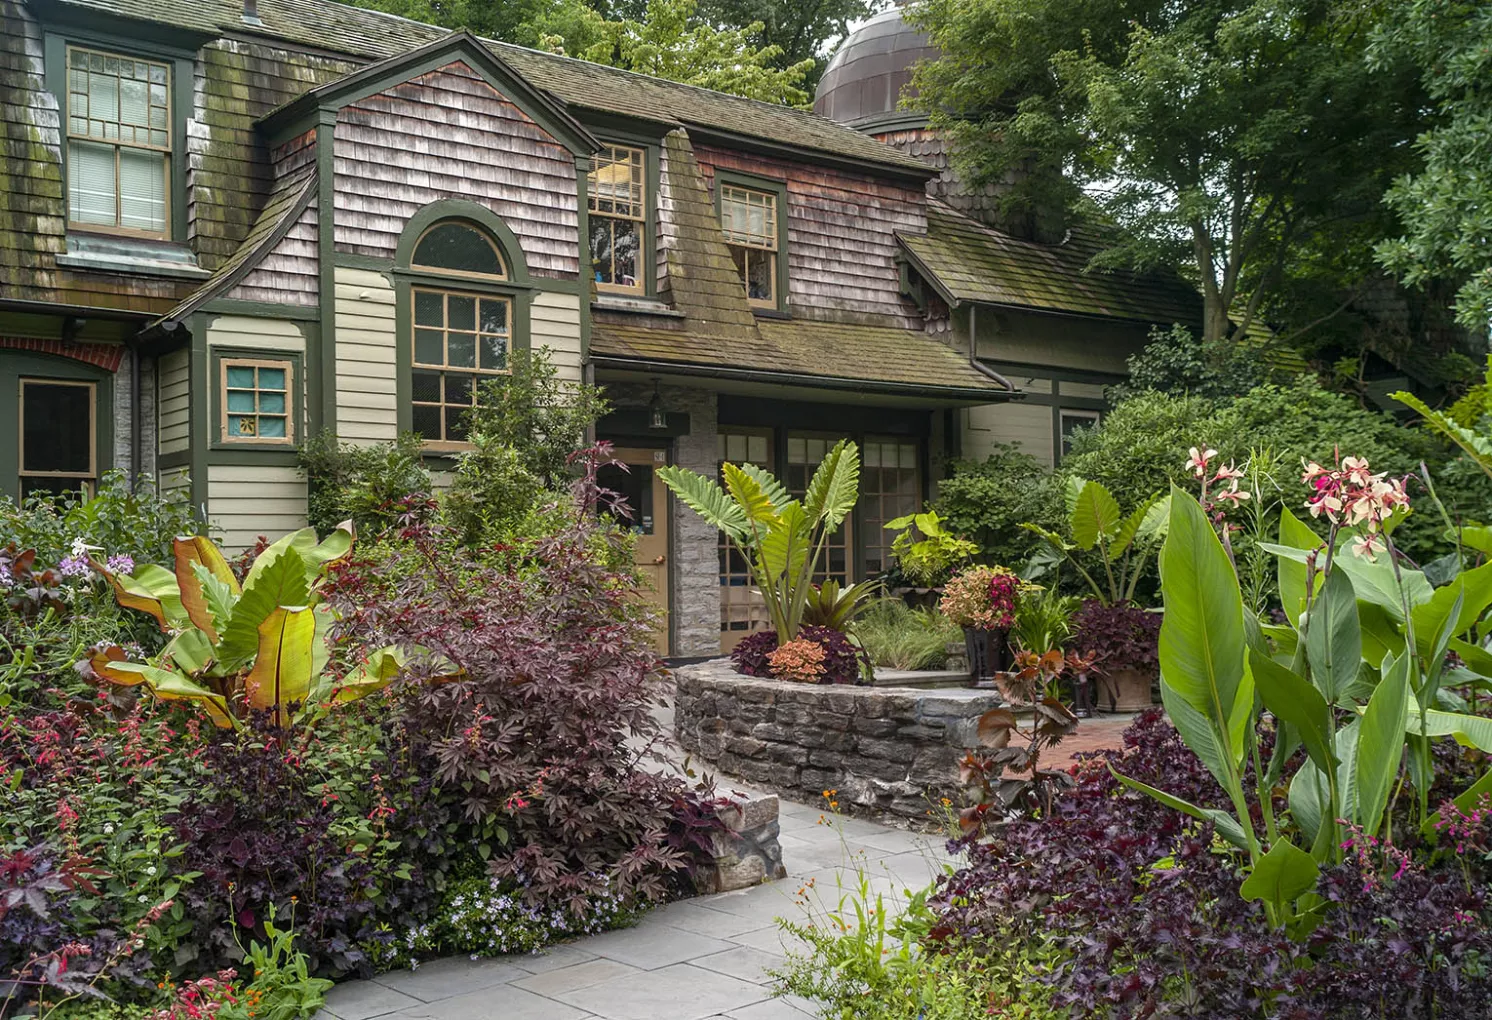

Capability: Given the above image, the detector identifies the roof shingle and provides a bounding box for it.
[900,202,1202,324]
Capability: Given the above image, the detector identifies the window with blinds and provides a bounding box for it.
[66,46,170,236]
[719,184,779,308]
[588,145,646,294]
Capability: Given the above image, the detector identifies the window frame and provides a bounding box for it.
[1058,408,1102,460]
[18,377,98,498]
[43,31,194,243]
[408,285,515,451]
[713,169,789,314]
[217,356,297,447]
[391,202,534,455]
[587,142,650,297]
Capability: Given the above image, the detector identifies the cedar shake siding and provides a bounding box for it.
[332,62,580,280]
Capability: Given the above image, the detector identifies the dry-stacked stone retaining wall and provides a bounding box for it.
[674,659,1003,821]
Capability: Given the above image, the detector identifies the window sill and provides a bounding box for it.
[58,233,210,281]
[592,296,685,319]
[750,308,791,320]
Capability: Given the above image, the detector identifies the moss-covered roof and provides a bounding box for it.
[156,164,317,325]
[52,0,931,176]
[899,202,1202,324]
[592,317,1011,398]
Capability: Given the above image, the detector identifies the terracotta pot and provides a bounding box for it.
[964,627,1010,686]
[1098,667,1155,712]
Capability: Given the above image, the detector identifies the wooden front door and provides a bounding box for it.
[600,447,670,654]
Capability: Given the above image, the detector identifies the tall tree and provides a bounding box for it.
[1370,0,1492,335]
[909,0,1427,343]
[695,0,883,88]
[346,0,813,106]
[532,0,815,106]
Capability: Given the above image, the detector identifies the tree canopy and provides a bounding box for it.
[695,0,880,89]
[908,0,1429,344]
[348,0,817,106]
[1370,0,1492,334]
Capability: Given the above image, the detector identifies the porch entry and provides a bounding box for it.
[717,429,921,653]
[598,447,671,654]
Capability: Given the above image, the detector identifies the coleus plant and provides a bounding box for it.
[82,524,433,728]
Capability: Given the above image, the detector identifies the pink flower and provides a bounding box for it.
[1352,533,1384,559]
[1214,481,1250,506]
[1185,446,1218,478]
[1213,463,1245,482]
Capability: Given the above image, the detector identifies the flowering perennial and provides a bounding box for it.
[940,564,1032,630]
[1301,452,1410,558]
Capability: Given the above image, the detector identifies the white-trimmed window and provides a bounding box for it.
[19,378,96,498]
[719,184,778,308]
[66,46,170,236]
[1059,409,1101,459]
[588,145,646,294]
[221,359,293,444]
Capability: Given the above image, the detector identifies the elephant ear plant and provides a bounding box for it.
[82,523,433,728]
[1114,449,1492,936]
[659,440,860,644]
[1021,477,1169,605]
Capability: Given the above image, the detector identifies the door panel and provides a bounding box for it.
[600,447,670,654]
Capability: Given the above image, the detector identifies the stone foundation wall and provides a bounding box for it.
[675,660,1003,820]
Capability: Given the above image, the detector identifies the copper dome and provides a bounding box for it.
[813,8,939,130]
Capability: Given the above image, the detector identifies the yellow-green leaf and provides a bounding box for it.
[244,606,318,728]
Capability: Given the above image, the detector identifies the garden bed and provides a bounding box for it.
[674,659,1002,820]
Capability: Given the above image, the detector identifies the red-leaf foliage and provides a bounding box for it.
[323,455,722,917]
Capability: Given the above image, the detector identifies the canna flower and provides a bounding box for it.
[1213,480,1251,506]
[1185,446,1218,478]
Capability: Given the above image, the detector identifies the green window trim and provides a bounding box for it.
[585,137,661,300]
[42,29,195,244]
[208,348,305,452]
[0,352,114,502]
[712,168,790,315]
[392,201,535,449]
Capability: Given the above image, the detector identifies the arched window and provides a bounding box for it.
[406,220,512,446]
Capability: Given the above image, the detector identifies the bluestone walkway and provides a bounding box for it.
[319,793,960,1020]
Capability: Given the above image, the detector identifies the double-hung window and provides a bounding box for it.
[65,46,170,236]
[588,145,646,294]
[719,183,779,309]
[407,221,513,447]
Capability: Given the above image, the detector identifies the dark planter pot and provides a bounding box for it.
[893,586,942,611]
[964,627,1009,686]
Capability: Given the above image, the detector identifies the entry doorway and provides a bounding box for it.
[598,447,671,654]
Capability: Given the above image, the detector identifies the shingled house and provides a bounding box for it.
[0,0,1199,657]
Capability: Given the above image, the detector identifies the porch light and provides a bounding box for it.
[649,380,668,430]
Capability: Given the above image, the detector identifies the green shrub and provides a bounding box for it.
[933,446,1064,567]
[1062,377,1492,565]
[774,869,1062,1020]
[0,470,200,567]
[1109,322,1265,401]
[297,430,432,539]
[853,599,960,670]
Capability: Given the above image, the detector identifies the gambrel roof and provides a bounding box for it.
[47,0,934,178]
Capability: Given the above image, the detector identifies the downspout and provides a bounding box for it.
[967,304,1016,391]
[128,337,141,491]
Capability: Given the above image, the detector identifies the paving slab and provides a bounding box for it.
[391,985,592,1020]
[726,997,816,1019]
[372,956,524,1001]
[551,962,767,1020]
[580,918,735,969]
[512,959,645,997]
[322,980,424,1020]
[689,946,785,984]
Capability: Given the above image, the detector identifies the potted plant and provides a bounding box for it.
[939,564,1032,685]
[884,509,979,606]
[1067,599,1161,711]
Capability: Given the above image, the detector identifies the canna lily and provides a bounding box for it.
[1185,446,1219,478]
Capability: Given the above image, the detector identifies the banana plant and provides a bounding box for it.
[659,440,860,643]
[84,524,442,729]
[1021,477,1169,605]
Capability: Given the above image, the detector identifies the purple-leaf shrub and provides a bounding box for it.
[931,711,1492,1018]
[1067,600,1160,675]
[731,631,777,678]
[325,457,720,917]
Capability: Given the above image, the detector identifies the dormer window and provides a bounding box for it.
[66,47,170,237]
[588,144,647,295]
[719,181,784,311]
